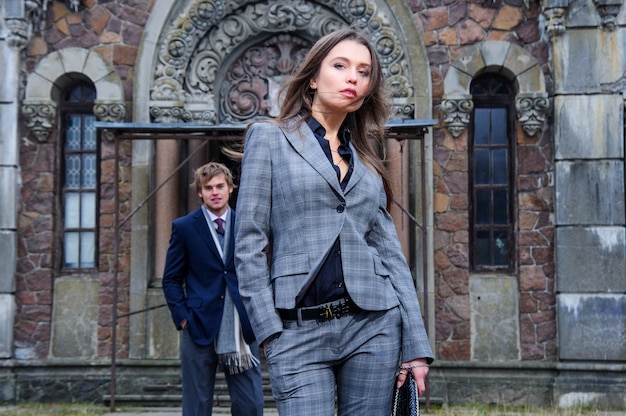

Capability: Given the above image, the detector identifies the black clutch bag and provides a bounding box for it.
[391,371,419,416]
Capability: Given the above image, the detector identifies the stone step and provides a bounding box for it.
[104,370,276,408]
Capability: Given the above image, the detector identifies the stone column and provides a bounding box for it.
[0,20,23,359]
[550,3,626,403]
[154,140,180,281]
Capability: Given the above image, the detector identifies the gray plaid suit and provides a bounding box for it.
[235,116,433,415]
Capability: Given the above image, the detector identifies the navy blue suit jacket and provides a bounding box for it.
[162,207,255,346]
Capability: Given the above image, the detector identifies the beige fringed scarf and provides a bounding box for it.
[202,206,260,374]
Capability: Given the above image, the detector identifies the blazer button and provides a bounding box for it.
[336,204,345,213]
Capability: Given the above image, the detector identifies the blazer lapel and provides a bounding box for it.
[280,118,344,196]
[192,208,221,261]
[343,142,367,195]
[223,210,236,265]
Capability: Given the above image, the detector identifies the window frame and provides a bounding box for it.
[469,75,517,273]
[58,83,100,272]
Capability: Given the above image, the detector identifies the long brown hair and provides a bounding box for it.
[277,28,394,208]
[233,28,394,208]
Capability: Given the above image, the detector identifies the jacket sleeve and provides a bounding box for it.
[367,185,434,363]
[162,221,189,330]
[234,123,283,344]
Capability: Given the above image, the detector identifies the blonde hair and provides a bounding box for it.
[191,162,234,194]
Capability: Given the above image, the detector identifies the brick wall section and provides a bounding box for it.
[17,0,152,359]
[16,138,56,359]
[413,0,557,361]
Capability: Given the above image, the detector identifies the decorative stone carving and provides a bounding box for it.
[22,100,56,142]
[219,34,311,122]
[4,18,30,49]
[150,0,415,123]
[543,8,566,38]
[441,96,474,138]
[149,105,188,123]
[93,101,127,123]
[516,93,549,137]
[594,0,623,31]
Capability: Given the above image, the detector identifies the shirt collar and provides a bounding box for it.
[304,115,351,146]
[204,206,229,223]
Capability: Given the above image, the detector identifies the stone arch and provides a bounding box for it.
[442,41,549,137]
[147,0,429,123]
[22,48,126,141]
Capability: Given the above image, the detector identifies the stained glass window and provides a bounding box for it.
[61,83,98,269]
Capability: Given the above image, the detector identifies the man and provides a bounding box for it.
[162,162,264,416]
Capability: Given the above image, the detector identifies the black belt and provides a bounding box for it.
[279,297,359,322]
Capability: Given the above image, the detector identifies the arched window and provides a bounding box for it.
[60,83,98,270]
[469,74,516,272]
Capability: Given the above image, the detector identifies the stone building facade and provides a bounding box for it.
[0,0,624,409]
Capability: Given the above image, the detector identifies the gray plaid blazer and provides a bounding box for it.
[234,116,433,362]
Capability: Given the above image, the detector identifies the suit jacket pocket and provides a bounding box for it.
[373,254,390,278]
[271,252,310,308]
[271,252,310,279]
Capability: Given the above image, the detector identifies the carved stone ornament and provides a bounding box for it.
[441,96,474,138]
[516,93,549,137]
[594,0,623,31]
[543,8,566,38]
[150,0,414,123]
[93,101,127,123]
[22,100,56,142]
[5,18,31,49]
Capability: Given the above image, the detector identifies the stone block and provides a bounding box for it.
[24,72,58,100]
[0,105,18,165]
[443,66,473,95]
[554,29,625,93]
[50,277,99,358]
[555,95,624,160]
[558,294,626,360]
[555,370,626,409]
[555,160,625,225]
[451,45,484,77]
[0,43,18,102]
[556,226,626,292]
[515,64,545,93]
[148,288,179,359]
[503,44,536,77]
[57,47,90,74]
[0,294,15,358]
[33,51,65,83]
[479,41,510,68]
[470,275,520,361]
[0,231,16,293]
[82,49,115,82]
[0,368,15,402]
[567,0,603,27]
[94,73,124,101]
[0,167,17,228]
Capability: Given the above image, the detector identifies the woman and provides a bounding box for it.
[234,28,433,415]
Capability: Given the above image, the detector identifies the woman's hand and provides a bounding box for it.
[396,359,429,396]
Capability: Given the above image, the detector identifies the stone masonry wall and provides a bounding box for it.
[16,0,150,360]
[15,0,556,363]
[411,0,557,361]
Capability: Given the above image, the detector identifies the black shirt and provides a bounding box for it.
[296,116,354,307]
